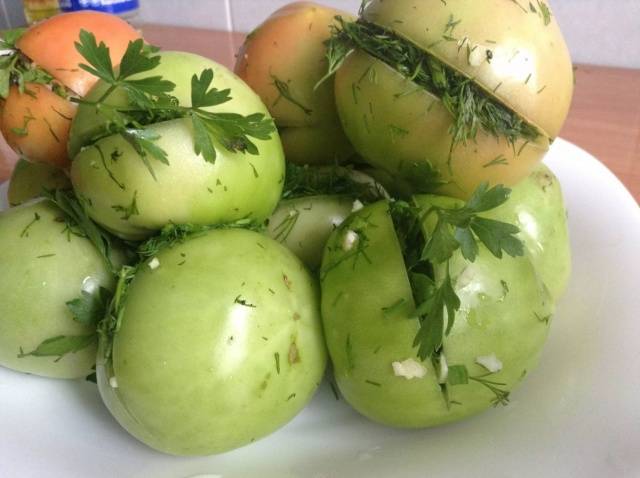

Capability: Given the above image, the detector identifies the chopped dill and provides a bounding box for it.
[323,18,541,152]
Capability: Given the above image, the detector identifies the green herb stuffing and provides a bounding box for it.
[322,18,540,152]
[0,28,68,100]
[137,220,264,260]
[282,163,387,203]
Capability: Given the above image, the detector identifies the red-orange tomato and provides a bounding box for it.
[17,11,140,97]
[2,11,140,167]
[1,84,76,168]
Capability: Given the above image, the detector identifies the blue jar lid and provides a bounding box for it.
[59,0,139,14]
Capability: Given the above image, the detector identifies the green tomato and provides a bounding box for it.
[97,228,327,455]
[484,164,571,301]
[7,158,70,207]
[267,165,388,269]
[320,200,553,427]
[69,52,285,240]
[334,50,549,199]
[267,195,354,270]
[0,200,114,379]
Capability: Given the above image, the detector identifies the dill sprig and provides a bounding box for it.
[271,74,312,115]
[43,188,123,273]
[447,364,510,407]
[323,18,540,151]
[98,265,137,367]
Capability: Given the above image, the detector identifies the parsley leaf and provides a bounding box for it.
[72,31,276,174]
[191,68,232,108]
[0,28,26,48]
[470,217,523,258]
[18,334,96,362]
[118,38,162,79]
[422,183,524,263]
[446,364,469,385]
[75,29,116,83]
[191,113,217,163]
[66,288,111,326]
[422,217,460,264]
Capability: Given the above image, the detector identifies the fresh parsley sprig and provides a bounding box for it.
[391,183,524,360]
[73,31,276,174]
[422,183,524,263]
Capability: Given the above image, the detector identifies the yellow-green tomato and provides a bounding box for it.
[97,228,327,455]
[334,51,549,199]
[320,200,553,427]
[235,2,354,164]
[7,158,71,206]
[333,0,574,198]
[0,200,114,378]
[485,164,571,301]
[267,195,354,269]
[69,52,285,240]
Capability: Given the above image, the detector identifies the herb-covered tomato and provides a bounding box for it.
[97,228,326,455]
[0,200,115,379]
[328,0,573,198]
[320,197,553,427]
[0,12,140,167]
[235,2,355,164]
[8,158,70,206]
[69,47,284,240]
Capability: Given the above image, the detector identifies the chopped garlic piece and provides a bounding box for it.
[438,354,449,384]
[392,358,427,380]
[331,217,344,228]
[148,257,160,270]
[81,276,100,294]
[352,199,364,212]
[476,353,503,373]
[109,376,118,388]
[342,230,359,251]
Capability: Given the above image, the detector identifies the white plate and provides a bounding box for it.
[1,138,639,478]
